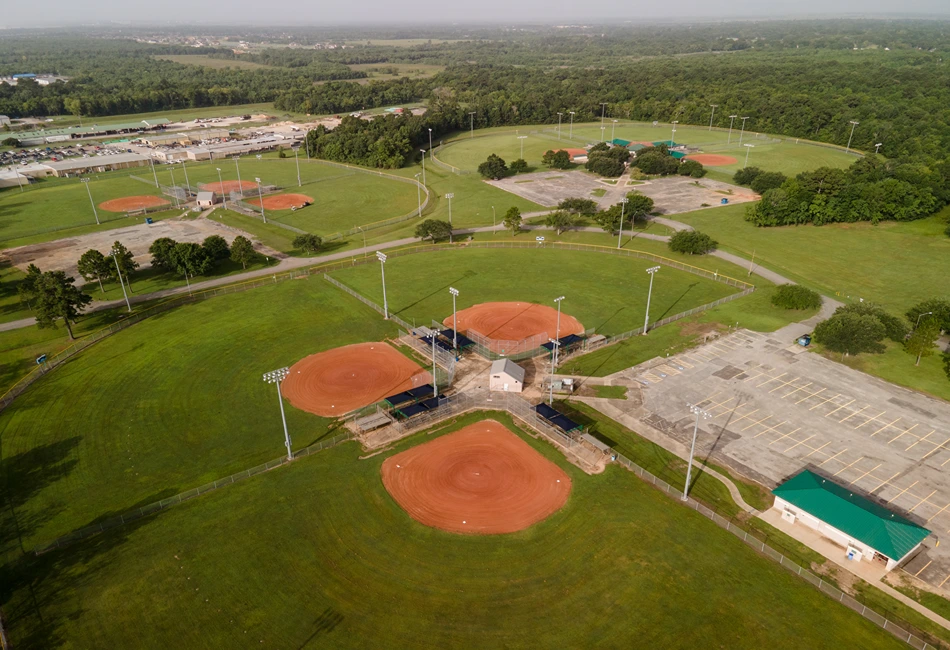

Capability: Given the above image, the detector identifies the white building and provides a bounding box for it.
[0,115,10,126]
[196,192,218,208]
[489,359,524,393]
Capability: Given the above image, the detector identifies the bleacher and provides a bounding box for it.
[534,402,583,434]
[383,384,435,408]
[440,328,475,350]
[396,394,448,419]
[541,333,585,353]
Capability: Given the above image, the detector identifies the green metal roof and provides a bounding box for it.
[610,138,631,147]
[773,470,930,560]
[652,140,679,147]
[628,143,646,151]
[671,151,687,159]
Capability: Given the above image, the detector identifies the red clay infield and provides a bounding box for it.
[199,180,259,193]
[98,195,171,213]
[247,193,314,210]
[281,342,431,417]
[445,301,584,349]
[381,420,571,534]
[686,153,738,167]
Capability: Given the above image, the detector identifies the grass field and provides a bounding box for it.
[329,247,740,337]
[37,102,303,129]
[1,410,907,649]
[347,62,445,79]
[153,54,276,70]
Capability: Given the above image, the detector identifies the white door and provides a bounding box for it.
[503,383,509,391]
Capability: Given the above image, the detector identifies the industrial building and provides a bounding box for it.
[13,119,171,146]
[42,152,151,177]
[0,163,56,188]
[772,470,930,572]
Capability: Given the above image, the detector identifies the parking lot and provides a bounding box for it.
[626,329,950,593]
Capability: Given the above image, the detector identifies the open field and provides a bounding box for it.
[153,54,275,70]
[34,102,303,129]
[329,247,740,337]
[2,410,907,649]
[347,62,445,79]
[0,275,399,549]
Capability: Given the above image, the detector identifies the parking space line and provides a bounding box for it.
[706,396,737,410]
[905,430,936,452]
[939,574,950,589]
[767,427,802,445]
[940,454,950,467]
[697,390,722,405]
[840,405,870,423]
[809,393,842,411]
[803,441,832,459]
[832,456,865,477]
[784,434,816,454]
[853,411,888,430]
[886,481,919,504]
[726,409,759,423]
[926,502,950,523]
[795,387,826,405]
[753,421,789,439]
[850,463,883,485]
[767,377,800,393]
[818,449,848,466]
[741,415,773,432]
[889,424,919,445]
[781,382,814,399]
[869,472,901,493]
[757,373,788,388]
[914,560,933,578]
[920,437,950,462]
[824,399,856,418]
[870,418,902,437]
[908,490,938,514]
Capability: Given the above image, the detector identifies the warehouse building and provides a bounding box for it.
[42,152,150,177]
[772,470,930,571]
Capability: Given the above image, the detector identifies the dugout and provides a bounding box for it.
[534,403,582,435]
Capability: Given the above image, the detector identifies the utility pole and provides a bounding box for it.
[149,156,159,188]
[234,158,243,196]
[169,168,181,209]
[569,111,575,138]
[846,120,860,153]
[111,245,132,312]
[611,119,618,142]
[643,266,660,334]
[738,117,749,144]
[557,112,563,139]
[255,177,266,223]
[428,127,433,152]
[469,112,476,139]
[180,159,191,197]
[414,173,422,217]
[420,149,426,186]
[80,178,100,225]
[727,115,738,144]
[263,368,293,461]
[548,339,561,405]
[670,121,678,147]
[216,168,227,210]
[449,287,459,351]
[874,142,883,154]
[432,332,438,398]
[377,252,388,319]
[518,135,527,160]
[446,193,455,244]
[708,104,718,131]
[617,197,629,249]
[600,102,607,128]
[294,147,301,187]
[683,403,712,500]
[744,144,755,167]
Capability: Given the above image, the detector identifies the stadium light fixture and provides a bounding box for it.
[670,121,678,147]
[617,197,629,249]
[611,119,618,141]
[643,266,661,334]
[431,332,439,399]
[293,147,301,187]
[262,367,293,461]
[414,173,423,218]
[80,178,100,225]
[149,156,159,188]
[557,112,563,140]
[600,102,608,127]
[708,104,718,131]
[376,252,388,319]
[875,143,883,154]
[683,403,713,500]
[727,115,738,144]
[420,149,426,186]
[469,112,476,139]
[548,338,561,405]
[216,168,227,210]
[428,128,433,152]
[169,167,181,209]
[518,135,528,160]
[846,120,860,153]
[600,125,606,142]
[738,116,749,144]
[234,158,243,195]
[553,296,565,345]
[568,111,575,138]
[12,164,23,192]
[180,159,191,194]
[110,244,132,313]
[445,193,455,243]
[255,177,266,223]
[492,205,496,235]
[744,143,755,167]
[449,287,460,350]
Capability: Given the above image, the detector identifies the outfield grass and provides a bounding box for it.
[329,247,739,337]
[0,275,402,549]
[154,54,276,70]
[2,410,907,649]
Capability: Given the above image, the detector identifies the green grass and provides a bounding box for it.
[154,54,276,70]
[347,62,445,79]
[675,203,950,314]
[38,102,302,129]
[590,187,607,197]
[2,410,907,649]
[329,247,738,337]
[0,275,404,549]
[590,384,627,399]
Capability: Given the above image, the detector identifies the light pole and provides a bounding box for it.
[915,311,934,366]
[263,367,293,461]
[554,295,565,344]
[180,159,191,196]
[294,147,301,187]
[670,121,678,147]
[738,116,749,144]
[445,193,455,243]
[414,173,422,217]
[600,125,606,143]
[708,104,718,131]
[149,156,159,188]
[80,178,100,225]
[569,111,575,138]
[469,112,476,138]
[420,149,426,186]
[110,245,132,312]
[727,115,738,144]
[430,332,439,398]
[557,112,563,139]
[683,403,712,500]
[216,168,227,210]
[875,142,883,154]
[492,205,496,235]
[428,127,433,152]
[377,251,388,319]
[744,144,755,167]
[13,165,24,192]
[255,177,266,223]
[518,135,527,160]
[611,119,618,142]
[643,266,660,334]
[548,339,561,405]
[234,158,243,197]
[169,168,181,209]
[600,102,608,128]
[846,120,860,153]
[449,287,459,350]
[617,197,629,249]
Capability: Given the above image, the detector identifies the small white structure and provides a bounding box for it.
[0,115,11,126]
[196,191,218,208]
[489,358,524,393]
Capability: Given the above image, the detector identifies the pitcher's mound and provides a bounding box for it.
[685,154,738,167]
[248,193,313,210]
[381,420,571,534]
[99,196,170,212]
[281,342,431,417]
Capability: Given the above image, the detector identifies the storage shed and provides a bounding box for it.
[489,359,525,393]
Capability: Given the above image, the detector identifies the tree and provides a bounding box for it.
[836,303,908,342]
[292,234,323,253]
[414,219,453,243]
[750,171,788,194]
[503,207,522,234]
[230,236,256,269]
[813,312,887,358]
[169,242,212,284]
[76,249,112,294]
[544,210,581,235]
[541,149,572,169]
[733,167,763,186]
[906,299,950,332]
[585,155,625,177]
[678,159,706,178]
[33,271,92,340]
[905,318,941,366]
[110,241,139,293]
[770,285,823,311]
[478,154,508,180]
[625,193,655,221]
[148,237,178,271]
[557,197,598,215]
[17,264,42,311]
[509,158,529,174]
[202,235,230,263]
[668,230,718,255]
[1,137,20,147]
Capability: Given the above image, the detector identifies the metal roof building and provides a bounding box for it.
[41,152,150,177]
[489,358,525,393]
[772,470,930,571]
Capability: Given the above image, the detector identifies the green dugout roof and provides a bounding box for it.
[670,151,687,159]
[773,470,930,560]
[610,138,631,147]
[652,140,679,147]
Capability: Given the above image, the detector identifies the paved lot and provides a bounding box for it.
[488,171,757,215]
[618,329,950,593]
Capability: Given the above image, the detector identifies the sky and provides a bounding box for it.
[0,0,948,28]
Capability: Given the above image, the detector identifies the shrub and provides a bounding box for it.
[292,233,323,253]
[678,159,706,178]
[509,158,529,174]
[771,284,822,310]
[750,171,788,194]
[478,154,508,179]
[414,219,453,243]
[585,155,625,177]
[733,166,763,186]
[814,312,887,356]
[668,230,718,254]
[836,303,908,341]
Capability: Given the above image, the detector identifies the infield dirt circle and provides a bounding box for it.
[248,193,314,211]
[199,180,259,193]
[98,195,171,213]
[281,342,431,417]
[445,301,584,350]
[381,420,571,534]
[685,153,739,167]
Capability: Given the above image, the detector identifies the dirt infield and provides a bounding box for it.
[445,301,584,348]
[199,180,259,193]
[381,420,571,534]
[281,342,431,417]
[686,154,739,167]
[98,195,171,213]
[247,193,314,211]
